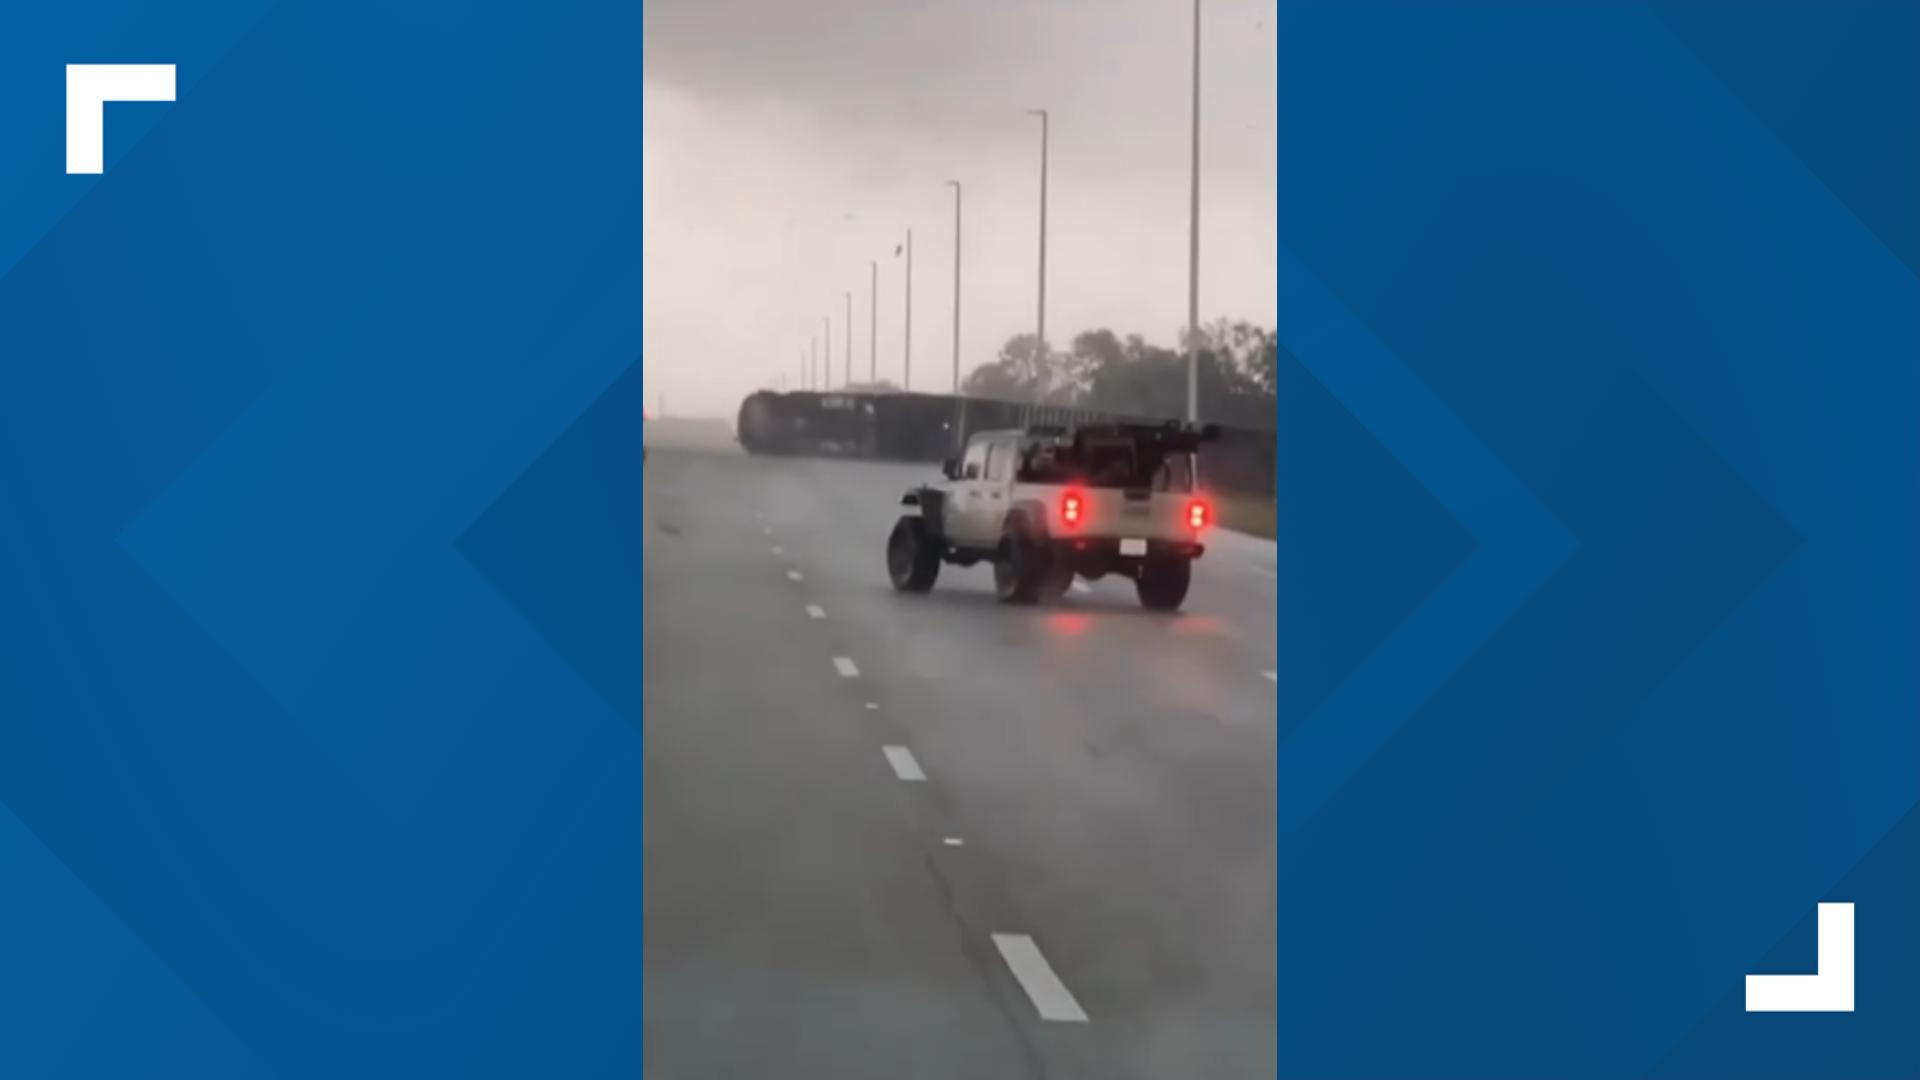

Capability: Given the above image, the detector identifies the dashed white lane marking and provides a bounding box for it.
[1069,580,1093,595]
[864,702,879,710]
[786,570,805,582]
[806,605,826,620]
[833,656,861,678]
[772,545,785,555]
[1261,670,1278,683]
[882,745,926,781]
[943,837,965,847]
[991,934,1089,1023]
[761,526,773,536]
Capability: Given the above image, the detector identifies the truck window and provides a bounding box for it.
[962,438,989,480]
[1083,441,1138,488]
[1152,453,1195,493]
[985,439,1015,482]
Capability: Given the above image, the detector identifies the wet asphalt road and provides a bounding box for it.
[643,443,1277,1079]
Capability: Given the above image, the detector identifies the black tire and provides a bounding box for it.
[887,516,941,592]
[1135,557,1191,611]
[1043,558,1076,599]
[993,517,1048,604]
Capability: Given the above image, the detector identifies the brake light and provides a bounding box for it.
[1061,490,1085,529]
[1187,500,1209,531]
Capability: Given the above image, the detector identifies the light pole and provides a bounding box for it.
[798,350,804,392]
[946,181,962,393]
[824,315,832,391]
[1028,109,1049,367]
[1185,0,1202,423]
[810,336,817,391]
[903,228,914,392]
[844,291,853,386]
[868,260,878,385]
[947,180,966,450]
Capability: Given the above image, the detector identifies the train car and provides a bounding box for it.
[737,388,1275,500]
[737,390,877,456]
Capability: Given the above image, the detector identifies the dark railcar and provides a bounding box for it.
[738,388,1275,499]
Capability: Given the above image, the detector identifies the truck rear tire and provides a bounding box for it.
[1043,557,1076,599]
[1135,557,1191,611]
[887,516,941,592]
[993,519,1048,604]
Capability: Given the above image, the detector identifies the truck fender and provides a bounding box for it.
[906,487,948,538]
[1005,499,1051,542]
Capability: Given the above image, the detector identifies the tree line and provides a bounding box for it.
[958,318,1277,430]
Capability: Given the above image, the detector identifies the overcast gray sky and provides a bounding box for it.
[643,0,1278,417]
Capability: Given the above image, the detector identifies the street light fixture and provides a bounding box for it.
[902,229,913,392]
[1028,109,1049,367]
[945,181,962,394]
[947,179,966,451]
[1185,0,1202,423]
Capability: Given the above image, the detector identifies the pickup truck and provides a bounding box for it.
[886,422,1219,610]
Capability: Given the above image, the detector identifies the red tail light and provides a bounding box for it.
[1061,490,1085,529]
[1187,499,1210,531]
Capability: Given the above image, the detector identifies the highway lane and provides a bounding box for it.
[643,442,1278,1079]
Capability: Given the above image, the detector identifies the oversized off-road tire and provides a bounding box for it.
[1135,557,1192,611]
[887,516,942,592]
[992,517,1049,604]
[1043,558,1076,599]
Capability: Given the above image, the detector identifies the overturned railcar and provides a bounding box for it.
[737,389,1276,499]
[737,391,877,456]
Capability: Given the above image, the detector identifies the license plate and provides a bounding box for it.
[1119,538,1148,556]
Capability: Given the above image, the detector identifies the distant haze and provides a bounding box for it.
[644,0,1278,418]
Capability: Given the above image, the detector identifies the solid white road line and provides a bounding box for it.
[882,745,926,782]
[786,570,804,582]
[1262,670,1277,683]
[991,934,1089,1022]
[943,837,965,847]
[833,656,860,678]
[806,605,826,620]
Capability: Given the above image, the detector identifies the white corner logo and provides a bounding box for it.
[66,64,176,175]
[1745,902,1854,1013]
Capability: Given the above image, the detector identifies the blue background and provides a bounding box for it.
[2,1,643,1076]
[1276,2,1917,1078]
[0,1,1914,1078]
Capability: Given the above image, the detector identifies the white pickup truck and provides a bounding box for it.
[886,423,1219,610]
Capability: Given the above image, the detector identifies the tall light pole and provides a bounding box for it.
[798,349,805,392]
[946,181,962,393]
[947,179,966,451]
[824,315,832,391]
[903,228,914,392]
[1028,109,1049,366]
[844,291,853,386]
[1185,0,1202,423]
[868,260,878,385]
[810,336,817,391]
